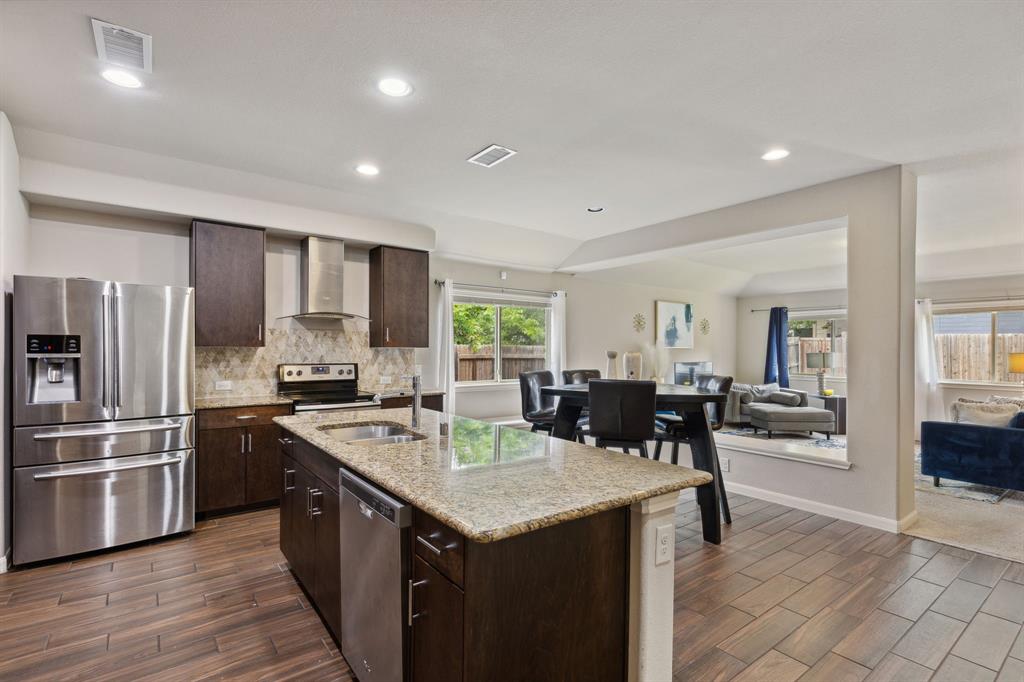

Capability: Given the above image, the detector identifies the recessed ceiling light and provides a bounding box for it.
[587,207,604,213]
[378,78,413,97]
[761,148,790,161]
[355,163,380,176]
[101,68,142,88]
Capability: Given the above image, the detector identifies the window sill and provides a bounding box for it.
[937,380,1024,391]
[454,381,521,393]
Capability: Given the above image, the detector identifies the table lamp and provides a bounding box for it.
[1010,352,1024,386]
[806,351,835,395]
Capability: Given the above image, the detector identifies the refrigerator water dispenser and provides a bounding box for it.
[27,334,81,404]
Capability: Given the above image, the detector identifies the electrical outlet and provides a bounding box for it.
[655,524,673,565]
[720,457,730,473]
[215,380,233,391]
[381,376,392,385]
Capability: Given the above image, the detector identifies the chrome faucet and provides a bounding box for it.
[408,375,422,428]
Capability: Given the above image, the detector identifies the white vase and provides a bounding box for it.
[605,351,619,379]
[623,351,643,380]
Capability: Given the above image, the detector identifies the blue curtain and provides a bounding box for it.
[764,307,790,387]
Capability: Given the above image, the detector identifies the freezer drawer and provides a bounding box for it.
[13,449,194,565]
[14,416,194,467]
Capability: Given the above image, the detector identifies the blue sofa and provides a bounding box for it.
[920,419,1024,492]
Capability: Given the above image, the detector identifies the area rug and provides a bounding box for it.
[913,454,1014,503]
[905,491,1024,562]
[719,427,847,451]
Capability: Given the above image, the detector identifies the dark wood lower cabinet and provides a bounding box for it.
[412,557,463,682]
[245,424,282,504]
[279,445,342,643]
[196,427,246,512]
[196,406,291,514]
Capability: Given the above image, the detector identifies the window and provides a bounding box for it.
[787,316,847,377]
[453,299,550,383]
[933,308,1024,383]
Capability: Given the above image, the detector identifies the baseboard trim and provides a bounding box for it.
[898,509,919,532]
[724,481,902,533]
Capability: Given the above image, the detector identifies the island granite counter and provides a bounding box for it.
[275,408,713,682]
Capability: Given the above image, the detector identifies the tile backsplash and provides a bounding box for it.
[195,328,415,397]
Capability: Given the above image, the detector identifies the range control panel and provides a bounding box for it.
[278,363,358,382]
[27,334,81,355]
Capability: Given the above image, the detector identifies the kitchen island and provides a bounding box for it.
[275,408,712,682]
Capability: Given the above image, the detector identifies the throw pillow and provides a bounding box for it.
[750,383,780,403]
[986,395,1024,410]
[1009,412,1024,429]
[951,401,1019,427]
[768,391,802,406]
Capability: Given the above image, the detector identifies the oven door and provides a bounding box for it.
[293,399,382,415]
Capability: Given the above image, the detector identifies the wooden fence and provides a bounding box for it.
[787,336,848,377]
[935,333,1024,382]
[455,345,546,382]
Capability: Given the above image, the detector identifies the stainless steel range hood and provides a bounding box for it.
[281,237,369,320]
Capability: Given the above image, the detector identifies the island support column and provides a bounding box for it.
[628,491,679,682]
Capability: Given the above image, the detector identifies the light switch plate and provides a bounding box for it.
[720,457,730,472]
[215,380,233,391]
[655,524,673,565]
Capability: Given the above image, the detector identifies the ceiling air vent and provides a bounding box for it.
[467,144,518,168]
[91,19,152,72]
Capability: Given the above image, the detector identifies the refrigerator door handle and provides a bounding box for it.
[101,293,110,408]
[112,294,122,408]
[33,455,183,480]
[32,422,183,441]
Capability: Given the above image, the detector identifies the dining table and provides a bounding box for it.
[541,382,729,544]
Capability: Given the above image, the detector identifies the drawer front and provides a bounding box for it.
[292,436,341,493]
[14,450,194,565]
[380,396,413,409]
[14,416,194,467]
[413,509,465,587]
[198,404,291,430]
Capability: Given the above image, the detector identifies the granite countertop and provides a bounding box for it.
[196,395,294,410]
[274,408,712,543]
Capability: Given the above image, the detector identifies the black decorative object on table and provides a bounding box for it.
[542,381,729,545]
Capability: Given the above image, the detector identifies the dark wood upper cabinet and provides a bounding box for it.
[191,220,266,347]
[369,246,429,348]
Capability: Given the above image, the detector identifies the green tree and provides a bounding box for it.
[453,304,495,351]
[453,304,546,350]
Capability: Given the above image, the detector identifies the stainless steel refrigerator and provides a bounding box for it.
[12,275,195,565]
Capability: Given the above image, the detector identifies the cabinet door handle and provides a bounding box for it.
[241,433,246,454]
[408,579,428,626]
[283,468,295,492]
[247,432,252,453]
[278,437,293,446]
[415,533,454,555]
[309,489,323,517]
[258,323,263,342]
[385,326,390,344]
[305,487,311,517]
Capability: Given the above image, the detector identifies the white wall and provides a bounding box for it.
[0,112,31,566]
[26,206,190,286]
[423,256,737,420]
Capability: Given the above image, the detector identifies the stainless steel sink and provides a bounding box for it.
[320,422,425,446]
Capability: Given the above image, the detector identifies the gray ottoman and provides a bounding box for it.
[748,404,836,438]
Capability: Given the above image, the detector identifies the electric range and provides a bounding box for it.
[277,363,381,413]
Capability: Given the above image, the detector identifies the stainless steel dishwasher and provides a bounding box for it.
[339,468,412,682]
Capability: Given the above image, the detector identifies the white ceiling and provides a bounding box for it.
[1,0,1022,278]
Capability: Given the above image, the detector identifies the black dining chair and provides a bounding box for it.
[519,370,557,433]
[561,368,601,384]
[653,374,734,523]
[588,379,657,457]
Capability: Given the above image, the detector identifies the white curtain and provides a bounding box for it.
[915,299,943,438]
[435,278,456,414]
[550,291,567,381]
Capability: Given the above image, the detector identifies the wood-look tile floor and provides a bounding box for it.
[2,497,1022,681]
